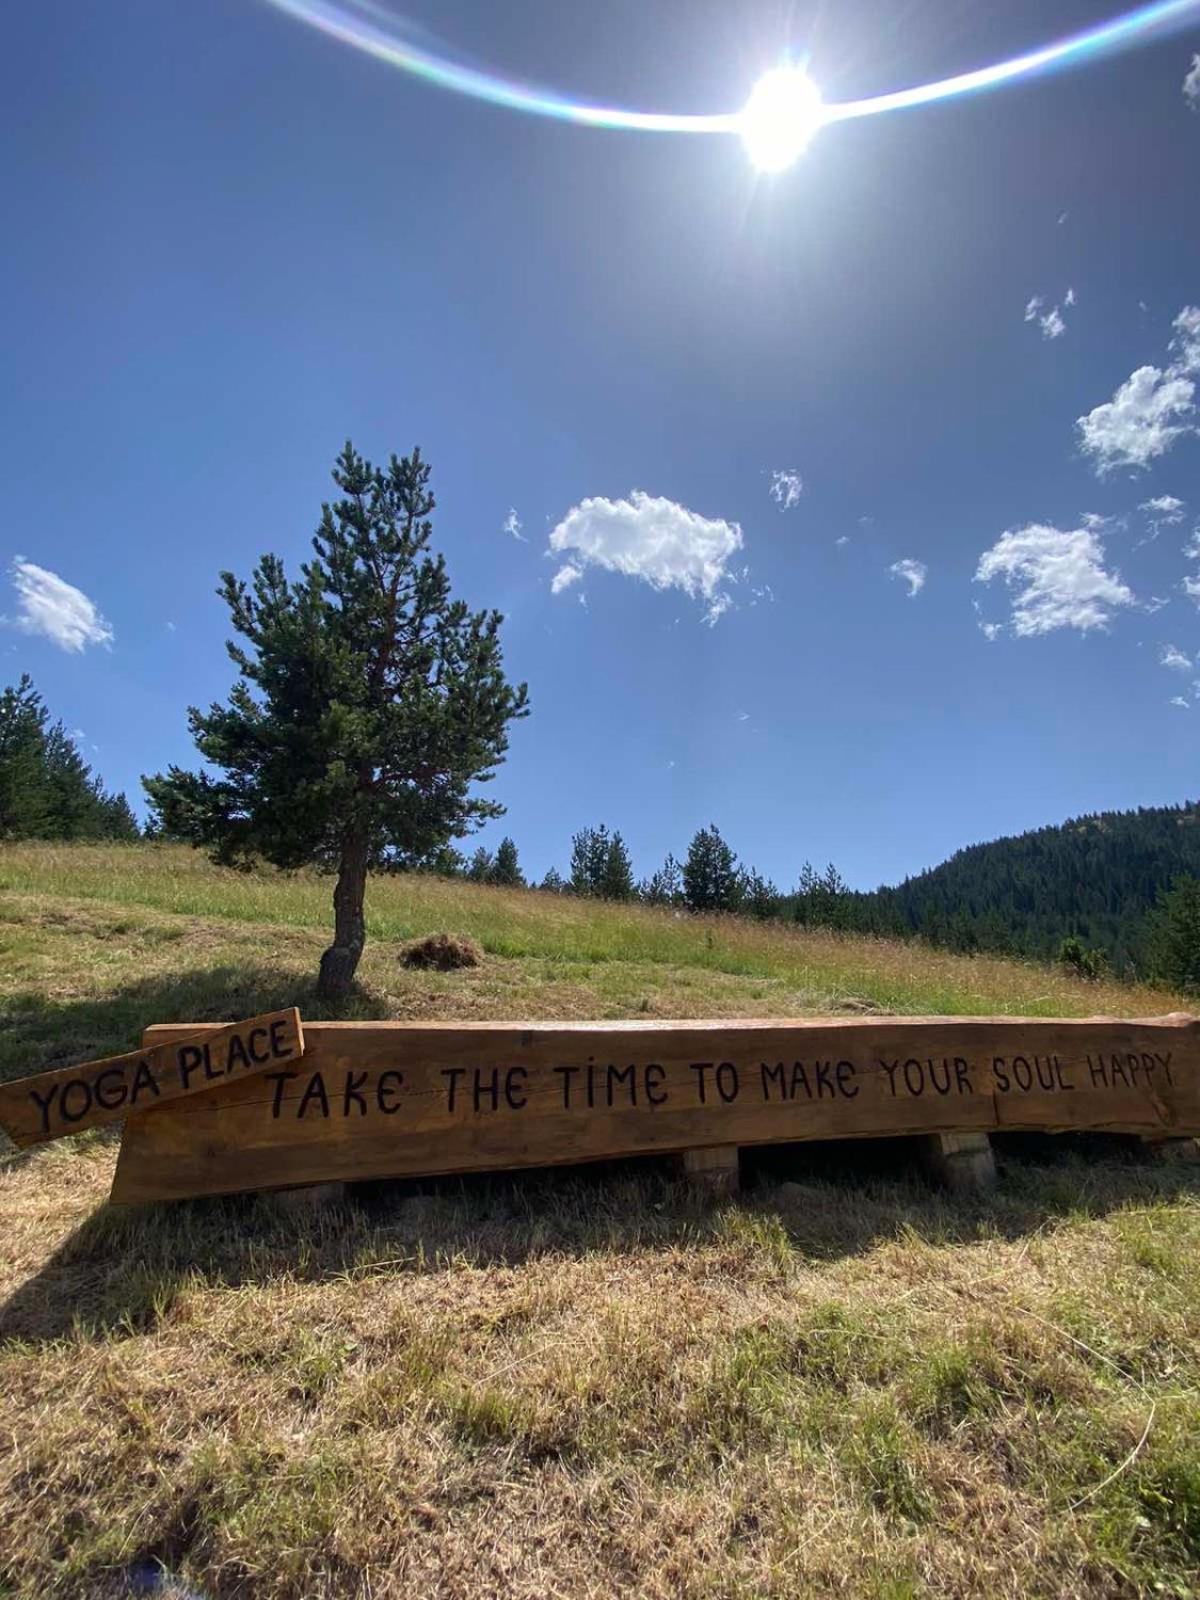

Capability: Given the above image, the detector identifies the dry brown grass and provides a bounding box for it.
[1,848,1199,1598]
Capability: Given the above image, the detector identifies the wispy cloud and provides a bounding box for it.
[8,559,113,653]
[547,490,743,622]
[768,469,803,510]
[1160,642,1192,672]
[1141,494,1186,523]
[1025,288,1074,340]
[1184,52,1200,109]
[889,558,926,597]
[1077,306,1200,474]
[974,524,1134,635]
[502,508,526,542]
[1169,695,1190,709]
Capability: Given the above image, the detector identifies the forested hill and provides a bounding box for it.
[854,802,1200,971]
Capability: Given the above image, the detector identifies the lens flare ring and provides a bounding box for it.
[262,0,1200,162]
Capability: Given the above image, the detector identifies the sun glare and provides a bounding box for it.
[739,65,825,171]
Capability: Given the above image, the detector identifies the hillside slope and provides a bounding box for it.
[1,844,1199,1600]
[854,800,1200,968]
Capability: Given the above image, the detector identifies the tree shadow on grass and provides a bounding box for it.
[0,961,391,1088]
[5,1128,1200,1344]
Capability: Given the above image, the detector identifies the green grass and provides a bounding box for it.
[0,842,1198,1598]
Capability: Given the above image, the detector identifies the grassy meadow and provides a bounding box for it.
[1,841,1199,1598]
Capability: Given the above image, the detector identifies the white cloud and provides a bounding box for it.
[1040,307,1066,340]
[1077,365,1194,474]
[1184,53,1200,109]
[835,535,850,547]
[9,559,113,653]
[1141,494,1186,523]
[979,620,1003,642]
[1160,642,1192,672]
[1185,528,1200,561]
[974,523,1134,635]
[1170,696,1190,709]
[1170,305,1200,374]
[502,508,526,542]
[547,490,743,620]
[769,469,803,510]
[1078,306,1200,473]
[1025,288,1073,340]
[550,562,582,594]
[1183,574,1200,605]
[1081,511,1110,530]
[889,558,926,597]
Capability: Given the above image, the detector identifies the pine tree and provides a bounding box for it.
[492,836,524,887]
[1145,876,1200,994]
[539,866,566,893]
[740,867,780,920]
[599,830,635,900]
[0,675,50,838]
[570,825,613,896]
[466,847,495,882]
[682,824,739,913]
[144,443,527,995]
[641,852,682,905]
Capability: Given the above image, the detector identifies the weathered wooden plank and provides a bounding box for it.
[110,1014,1200,1205]
[0,1008,303,1148]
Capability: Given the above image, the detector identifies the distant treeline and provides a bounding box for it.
[413,806,1200,987]
[0,676,138,841]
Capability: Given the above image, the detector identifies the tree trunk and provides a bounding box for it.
[318,830,369,998]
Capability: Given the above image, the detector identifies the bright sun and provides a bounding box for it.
[739,65,825,172]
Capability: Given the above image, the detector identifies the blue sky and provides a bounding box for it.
[3,0,1200,891]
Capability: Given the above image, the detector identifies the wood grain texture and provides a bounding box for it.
[110,1014,1200,1204]
[0,1008,303,1148]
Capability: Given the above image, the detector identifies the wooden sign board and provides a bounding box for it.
[0,1008,303,1148]
[110,1014,1200,1204]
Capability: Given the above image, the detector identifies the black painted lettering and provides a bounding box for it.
[505,1066,528,1110]
[880,1060,900,1096]
[1125,1053,1142,1087]
[270,1018,290,1057]
[442,1067,466,1112]
[954,1058,973,1094]
[376,1070,403,1114]
[297,1072,330,1119]
[474,1068,501,1113]
[992,1058,1011,1092]
[129,1058,160,1104]
[1087,1054,1108,1088]
[202,1043,218,1082]
[645,1064,667,1106]
[1054,1056,1075,1091]
[1155,1051,1174,1085]
[903,1059,925,1096]
[690,1062,714,1103]
[1012,1056,1032,1092]
[609,1064,637,1106]
[93,1066,128,1112]
[266,1071,298,1118]
[814,1060,835,1099]
[59,1080,91,1123]
[554,1065,578,1109]
[1035,1056,1056,1092]
[790,1061,813,1099]
[836,1060,859,1098]
[761,1062,786,1100]
[248,1027,271,1064]
[343,1070,368,1116]
[226,1033,250,1073]
[176,1044,204,1090]
[716,1062,739,1103]
[928,1058,951,1095]
[28,1083,59,1136]
[1110,1054,1130,1088]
